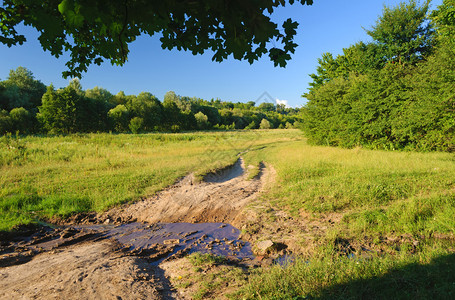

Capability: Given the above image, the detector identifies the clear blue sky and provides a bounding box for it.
[0,0,442,108]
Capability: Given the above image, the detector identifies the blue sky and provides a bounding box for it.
[0,0,443,107]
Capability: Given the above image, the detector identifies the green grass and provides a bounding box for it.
[239,249,455,299]
[182,252,247,300]
[0,130,301,230]
[238,139,455,299]
[244,141,455,237]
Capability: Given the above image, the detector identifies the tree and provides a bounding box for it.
[67,78,83,94]
[108,104,129,132]
[112,91,129,106]
[129,117,143,134]
[37,85,85,133]
[194,111,209,130]
[245,121,258,130]
[163,91,179,103]
[0,67,46,111]
[9,107,33,133]
[258,102,276,112]
[365,0,435,65]
[162,96,182,129]
[127,92,162,131]
[0,109,12,134]
[259,118,272,129]
[85,86,114,104]
[0,1,313,78]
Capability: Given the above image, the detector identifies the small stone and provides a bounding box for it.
[255,240,275,255]
[163,239,180,245]
[104,219,110,224]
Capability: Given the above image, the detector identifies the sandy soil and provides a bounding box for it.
[96,158,269,227]
[0,240,170,300]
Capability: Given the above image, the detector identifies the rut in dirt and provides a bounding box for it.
[96,157,269,226]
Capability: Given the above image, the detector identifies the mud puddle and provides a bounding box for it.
[0,222,254,268]
[79,222,254,265]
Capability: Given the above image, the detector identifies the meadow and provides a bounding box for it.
[1,129,454,298]
[0,130,300,230]
[240,136,455,299]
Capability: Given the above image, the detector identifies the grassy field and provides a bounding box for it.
[2,129,454,298]
[0,130,300,230]
[240,138,455,299]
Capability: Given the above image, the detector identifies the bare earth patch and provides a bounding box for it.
[0,158,277,299]
[0,240,169,300]
[97,158,269,227]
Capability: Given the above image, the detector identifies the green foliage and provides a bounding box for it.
[365,0,434,65]
[194,111,209,130]
[258,102,276,112]
[108,104,129,132]
[245,121,258,130]
[304,0,453,152]
[127,92,162,131]
[0,66,46,111]
[37,85,83,134]
[0,109,12,134]
[0,68,301,135]
[0,0,314,78]
[259,118,272,129]
[129,117,143,134]
[9,107,33,134]
[432,0,455,43]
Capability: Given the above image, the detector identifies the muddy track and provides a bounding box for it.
[0,158,272,300]
[96,158,269,226]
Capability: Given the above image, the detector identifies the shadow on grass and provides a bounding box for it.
[316,253,455,300]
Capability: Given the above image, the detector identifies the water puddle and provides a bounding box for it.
[0,222,255,268]
[77,222,254,264]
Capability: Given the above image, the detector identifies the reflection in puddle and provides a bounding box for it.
[79,222,254,264]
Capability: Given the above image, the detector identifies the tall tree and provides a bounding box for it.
[365,0,435,64]
[0,66,46,111]
[127,92,162,131]
[37,85,85,133]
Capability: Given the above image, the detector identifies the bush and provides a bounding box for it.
[259,119,272,129]
[129,117,144,133]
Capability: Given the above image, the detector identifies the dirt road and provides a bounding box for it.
[0,158,272,299]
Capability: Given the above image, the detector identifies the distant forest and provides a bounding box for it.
[2,0,454,154]
[0,68,301,135]
[302,0,455,152]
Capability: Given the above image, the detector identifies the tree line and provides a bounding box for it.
[302,0,455,152]
[0,68,301,135]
